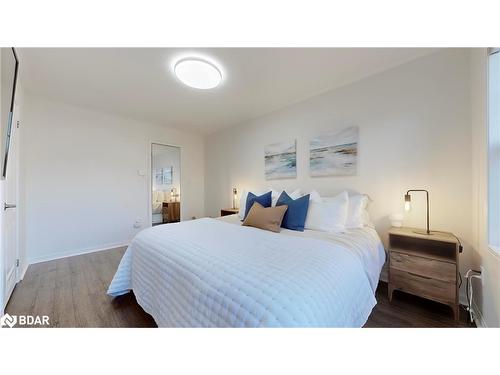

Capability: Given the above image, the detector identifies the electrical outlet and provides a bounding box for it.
[134,219,143,228]
[480,265,485,286]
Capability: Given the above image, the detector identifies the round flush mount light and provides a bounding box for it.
[174,58,222,89]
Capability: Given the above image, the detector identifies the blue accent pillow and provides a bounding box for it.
[276,191,310,231]
[244,191,272,219]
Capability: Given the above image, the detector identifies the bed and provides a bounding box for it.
[108,214,385,327]
[152,191,165,224]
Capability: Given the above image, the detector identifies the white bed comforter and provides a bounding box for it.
[108,217,385,327]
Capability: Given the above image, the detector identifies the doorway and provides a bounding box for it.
[151,143,181,226]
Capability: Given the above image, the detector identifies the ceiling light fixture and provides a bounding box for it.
[173,58,222,89]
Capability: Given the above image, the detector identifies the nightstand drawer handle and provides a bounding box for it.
[407,272,432,280]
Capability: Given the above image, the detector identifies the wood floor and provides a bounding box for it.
[366,283,473,327]
[6,247,156,328]
[6,247,474,328]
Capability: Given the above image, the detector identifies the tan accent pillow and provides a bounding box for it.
[242,202,288,233]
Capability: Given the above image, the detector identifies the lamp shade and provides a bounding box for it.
[404,194,411,211]
[232,187,238,209]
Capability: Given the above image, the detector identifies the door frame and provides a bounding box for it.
[1,101,21,313]
[148,141,182,227]
[13,102,20,282]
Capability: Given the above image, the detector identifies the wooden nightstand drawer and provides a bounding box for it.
[390,269,455,305]
[388,227,460,320]
[390,251,456,283]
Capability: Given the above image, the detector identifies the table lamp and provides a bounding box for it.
[404,189,432,235]
[232,187,238,209]
[170,188,179,203]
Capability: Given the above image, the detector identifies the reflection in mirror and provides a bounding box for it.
[152,143,181,226]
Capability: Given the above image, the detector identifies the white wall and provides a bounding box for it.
[20,94,205,264]
[470,48,500,327]
[205,49,473,289]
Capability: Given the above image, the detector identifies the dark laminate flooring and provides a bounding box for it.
[5,247,474,328]
[365,282,473,327]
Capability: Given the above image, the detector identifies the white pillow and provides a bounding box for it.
[309,190,322,203]
[304,191,349,232]
[153,190,165,203]
[345,194,369,229]
[238,190,249,220]
[361,209,373,227]
[269,188,301,206]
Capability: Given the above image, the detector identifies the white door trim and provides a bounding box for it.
[1,102,21,312]
[14,103,20,284]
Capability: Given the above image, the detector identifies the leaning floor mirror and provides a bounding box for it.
[151,143,181,226]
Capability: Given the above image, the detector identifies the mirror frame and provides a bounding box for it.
[2,47,20,179]
[150,142,182,226]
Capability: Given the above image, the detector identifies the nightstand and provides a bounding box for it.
[388,227,460,320]
[162,201,180,223]
[220,208,239,217]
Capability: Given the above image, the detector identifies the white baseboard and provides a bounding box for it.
[28,241,130,265]
[472,301,487,328]
[18,263,29,281]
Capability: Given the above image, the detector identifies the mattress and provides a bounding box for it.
[218,214,385,292]
[108,215,385,327]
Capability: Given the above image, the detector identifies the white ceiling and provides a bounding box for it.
[19,48,438,134]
